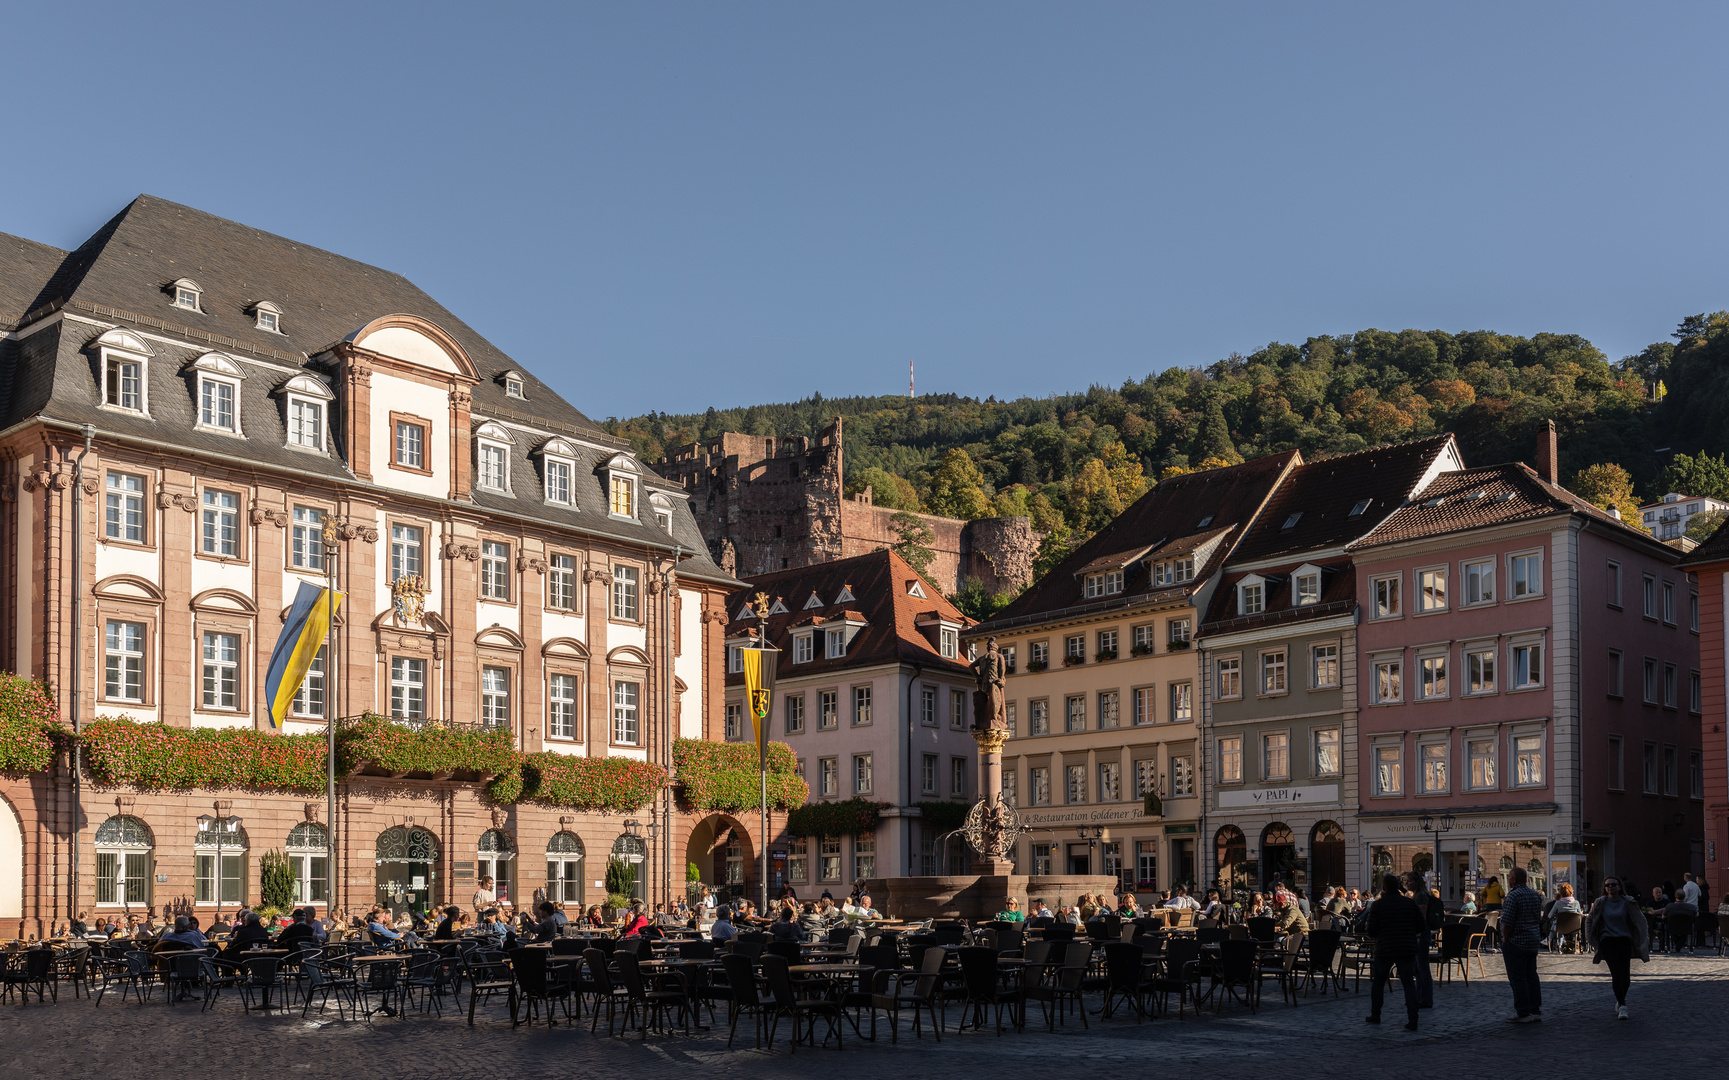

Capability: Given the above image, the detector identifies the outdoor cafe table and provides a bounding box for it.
[788,962,873,998]
[232,949,292,1011]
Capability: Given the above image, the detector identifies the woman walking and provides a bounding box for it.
[1586,876,1649,1020]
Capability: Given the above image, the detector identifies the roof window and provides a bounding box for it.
[506,374,525,399]
[170,278,204,312]
[1281,512,1303,530]
[1349,499,1372,517]
[1422,496,1446,509]
[253,301,283,333]
[1197,515,1214,528]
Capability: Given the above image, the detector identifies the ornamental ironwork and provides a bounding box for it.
[962,796,1025,860]
[376,825,439,862]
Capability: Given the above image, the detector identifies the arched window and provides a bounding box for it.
[1214,824,1248,894]
[375,826,439,915]
[194,817,248,907]
[94,816,153,906]
[477,829,516,907]
[286,823,329,905]
[546,832,585,904]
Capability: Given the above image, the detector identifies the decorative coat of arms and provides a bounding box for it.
[392,574,428,626]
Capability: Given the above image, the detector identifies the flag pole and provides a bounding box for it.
[324,517,339,917]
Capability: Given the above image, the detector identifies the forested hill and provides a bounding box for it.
[605,317,1729,545]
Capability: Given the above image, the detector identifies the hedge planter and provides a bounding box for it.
[785,797,889,838]
[0,674,58,773]
[673,738,808,812]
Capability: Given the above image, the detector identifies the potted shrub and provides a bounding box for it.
[1026,658,1048,672]
[1061,653,1085,667]
[259,849,297,912]
[1095,648,1118,662]
[1130,642,1154,656]
[603,857,637,919]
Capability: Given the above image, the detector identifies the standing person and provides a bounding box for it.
[1586,876,1649,1019]
[1404,873,1443,1010]
[472,875,497,912]
[1364,874,1425,1031]
[1500,867,1544,1023]
[1481,875,1505,911]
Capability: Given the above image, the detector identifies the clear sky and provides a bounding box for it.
[5,3,1726,418]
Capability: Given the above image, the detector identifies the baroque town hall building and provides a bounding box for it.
[0,196,740,935]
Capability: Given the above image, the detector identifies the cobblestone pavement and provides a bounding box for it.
[3,951,1724,1080]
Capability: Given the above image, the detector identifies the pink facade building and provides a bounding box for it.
[1349,448,1701,902]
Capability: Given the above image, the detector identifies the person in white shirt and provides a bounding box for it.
[472,876,498,912]
[1163,885,1201,911]
[1034,900,1054,919]
[1680,873,1701,907]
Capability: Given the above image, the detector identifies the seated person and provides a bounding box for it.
[532,902,563,942]
[277,909,321,952]
[432,905,464,940]
[620,902,651,937]
[798,901,826,939]
[710,906,737,943]
[994,897,1026,922]
[477,908,508,946]
[1273,897,1310,936]
[224,912,273,954]
[367,907,413,947]
[850,894,882,920]
[155,915,209,951]
[770,906,805,943]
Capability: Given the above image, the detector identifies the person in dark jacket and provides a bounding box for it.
[1365,874,1425,1031]
[223,912,273,956]
[1404,873,1444,1009]
[276,909,321,952]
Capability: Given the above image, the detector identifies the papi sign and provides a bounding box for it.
[1217,784,1338,810]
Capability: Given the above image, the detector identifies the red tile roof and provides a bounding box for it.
[1349,461,1646,550]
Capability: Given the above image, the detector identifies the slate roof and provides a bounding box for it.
[1348,461,1661,555]
[0,196,734,585]
[723,548,974,681]
[1200,557,1357,636]
[969,450,1301,634]
[1677,514,1729,569]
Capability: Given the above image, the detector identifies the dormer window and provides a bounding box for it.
[95,329,152,415]
[803,592,825,610]
[600,453,639,520]
[540,438,579,506]
[1239,580,1265,616]
[940,628,959,659]
[277,374,333,452]
[1173,555,1195,583]
[906,580,927,599]
[189,353,246,436]
[506,374,525,399]
[253,301,283,333]
[793,632,814,664]
[649,493,674,533]
[1295,569,1321,605]
[473,422,516,494]
[1084,571,1123,598]
[170,278,204,312]
[835,585,855,604]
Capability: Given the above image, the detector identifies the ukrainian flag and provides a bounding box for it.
[265,580,343,728]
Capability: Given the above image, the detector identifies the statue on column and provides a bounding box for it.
[970,637,1007,732]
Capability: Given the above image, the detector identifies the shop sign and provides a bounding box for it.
[1018,806,1155,828]
[1381,818,1529,835]
[1217,784,1338,809]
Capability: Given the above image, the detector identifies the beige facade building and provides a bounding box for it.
[966,453,1298,897]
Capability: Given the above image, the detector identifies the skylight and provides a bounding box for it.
[1422,496,1446,509]
[1197,515,1214,528]
[1349,499,1371,517]
[1281,512,1303,530]
[1463,490,1487,501]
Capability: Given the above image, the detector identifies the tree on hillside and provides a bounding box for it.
[889,511,935,576]
[1068,459,1122,535]
[1569,464,1649,532]
[1685,508,1726,544]
[1659,451,1729,501]
[925,448,990,519]
[949,576,1019,621]
[1189,395,1239,464]
[847,466,920,511]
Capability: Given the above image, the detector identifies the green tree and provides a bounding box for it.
[889,511,936,576]
[1685,508,1727,543]
[605,856,637,900]
[925,448,990,519]
[1660,451,1729,501]
[1189,395,1239,464]
[1068,458,1122,535]
[949,576,1018,621]
[847,466,920,510]
[1569,463,1649,532]
[1031,524,1075,580]
[258,849,296,911]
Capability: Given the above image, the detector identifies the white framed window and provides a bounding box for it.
[1418,653,1448,699]
[195,825,247,906]
[1002,769,1018,806]
[505,373,525,398]
[952,756,968,797]
[1467,736,1498,790]
[921,754,938,795]
[548,674,578,739]
[1084,570,1123,598]
[1029,698,1049,735]
[818,690,839,730]
[1372,574,1401,618]
[1263,732,1289,781]
[818,835,841,880]
[1509,551,1543,598]
[103,619,145,702]
[480,540,511,601]
[548,554,577,610]
[1171,755,1195,796]
[1313,728,1341,777]
[1374,742,1403,795]
[1311,643,1340,688]
[286,823,328,905]
[1642,573,1657,619]
[1170,681,1193,722]
[291,646,327,718]
[793,632,814,664]
[1461,559,1495,605]
[1174,555,1195,582]
[1295,570,1320,605]
[1005,700,1016,735]
[1420,741,1449,794]
[390,657,426,719]
[254,302,282,333]
[952,688,968,730]
[1098,760,1121,801]
[104,471,146,543]
[921,686,937,726]
[390,524,423,583]
[853,753,873,794]
[784,694,805,734]
[287,397,323,449]
[612,680,640,744]
[1168,618,1192,646]
[1466,645,1496,694]
[1662,581,1676,625]
[1097,628,1118,657]
[544,457,573,504]
[201,631,240,709]
[1417,567,1447,612]
[198,376,237,433]
[1218,735,1243,783]
[940,627,959,659]
[1642,657,1659,703]
[726,644,743,674]
[1663,663,1678,708]
[290,506,326,570]
[172,278,203,311]
[609,473,635,518]
[395,420,425,468]
[481,666,511,728]
[1030,641,1049,667]
[95,816,153,906]
[1065,695,1086,732]
[1216,656,1241,699]
[1098,689,1120,729]
[827,628,848,658]
[1030,766,1051,806]
[819,758,839,797]
[1373,657,1403,703]
[1260,649,1287,695]
[477,442,510,492]
[852,831,876,879]
[1133,685,1155,725]
[724,701,741,740]
[1511,641,1543,689]
[1239,581,1264,615]
[1512,731,1545,787]
[103,351,146,413]
[1066,763,1086,804]
[201,489,240,557]
[611,565,639,620]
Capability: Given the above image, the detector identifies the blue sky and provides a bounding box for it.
[5,3,1727,417]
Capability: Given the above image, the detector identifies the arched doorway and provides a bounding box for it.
[1260,823,1296,892]
[375,826,439,917]
[684,815,753,906]
[609,833,647,903]
[1309,820,1346,901]
[0,794,22,919]
[477,829,516,908]
[1214,825,1248,898]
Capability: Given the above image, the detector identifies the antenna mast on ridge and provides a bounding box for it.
[909,357,914,398]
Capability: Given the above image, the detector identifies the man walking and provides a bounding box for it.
[1500,867,1544,1023]
[1365,874,1425,1031]
[1405,872,1443,1009]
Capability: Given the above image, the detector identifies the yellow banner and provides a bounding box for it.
[740,644,776,762]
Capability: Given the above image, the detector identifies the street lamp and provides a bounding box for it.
[1076,824,1105,876]
[1417,813,1455,897]
[197,809,240,923]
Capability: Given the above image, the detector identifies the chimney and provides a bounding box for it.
[1536,420,1558,485]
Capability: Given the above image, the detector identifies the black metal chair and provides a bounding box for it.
[765,940,802,963]
[1025,940,1089,1030]
[463,952,517,1026]
[92,949,154,1007]
[405,954,462,1016]
[1101,942,1155,1021]
[236,956,287,1013]
[721,953,771,1049]
[1246,917,1277,943]
[298,955,357,1019]
[162,951,206,1005]
[1212,939,1260,1013]
[0,948,56,1004]
[1298,928,1344,996]
[613,951,689,1038]
[952,946,1023,1035]
[1434,922,1475,984]
[356,957,405,1019]
[1149,937,1201,1018]
[760,953,844,1051]
[507,947,573,1027]
[678,939,717,960]
[582,948,630,1035]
